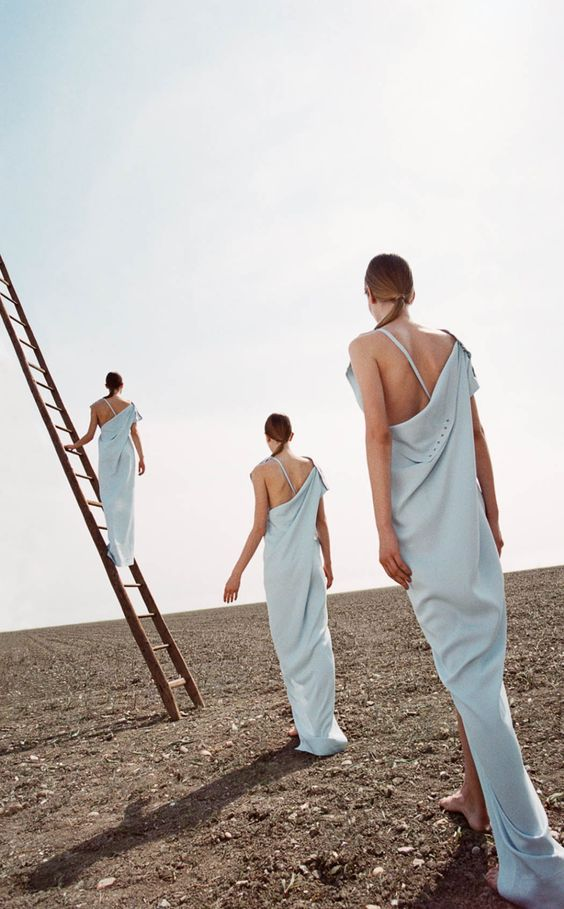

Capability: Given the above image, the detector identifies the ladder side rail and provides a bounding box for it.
[0,259,102,499]
[130,561,205,707]
[0,296,181,720]
[1,256,203,716]
[0,297,97,503]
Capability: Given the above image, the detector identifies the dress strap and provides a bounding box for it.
[270,457,297,495]
[103,398,117,416]
[376,328,431,399]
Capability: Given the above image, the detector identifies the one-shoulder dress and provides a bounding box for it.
[97,399,142,568]
[347,328,564,909]
[262,456,347,757]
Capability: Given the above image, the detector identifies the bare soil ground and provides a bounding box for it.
[0,566,562,909]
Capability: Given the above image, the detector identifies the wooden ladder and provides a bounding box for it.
[0,256,204,720]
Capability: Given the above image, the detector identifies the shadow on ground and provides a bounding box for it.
[406,829,513,908]
[0,713,163,757]
[28,743,311,892]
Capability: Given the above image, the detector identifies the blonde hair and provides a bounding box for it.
[365,253,414,329]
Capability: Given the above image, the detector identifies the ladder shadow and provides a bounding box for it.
[27,742,312,892]
[0,713,162,757]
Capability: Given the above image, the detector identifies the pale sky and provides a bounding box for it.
[1,0,563,633]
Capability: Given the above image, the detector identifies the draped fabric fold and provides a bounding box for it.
[263,462,347,757]
[347,335,564,907]
[97,403,142,568]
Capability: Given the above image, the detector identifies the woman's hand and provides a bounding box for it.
[488,516,504,556]
[323,563,334,589]
[64,443,79,451]
[379,527,412,590]
[224,572,241,604]
[138,457,146,476]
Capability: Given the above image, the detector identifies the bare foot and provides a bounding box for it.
[439,788,490,832]
[287,725,298,738]
[485,866,499,893]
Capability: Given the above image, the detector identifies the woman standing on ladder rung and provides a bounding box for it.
[65,371,144,567]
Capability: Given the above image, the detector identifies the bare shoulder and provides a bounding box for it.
[349,328,375,347]
[349,329,394,365]
[250,460,272,481]
[348,329,381,357]
[416,324,457,342]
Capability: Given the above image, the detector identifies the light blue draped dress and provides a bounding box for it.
[347,328,564,909]
[262,457,347,757]
[96,399,142,568]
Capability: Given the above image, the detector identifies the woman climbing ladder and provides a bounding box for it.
[65,371,144,567]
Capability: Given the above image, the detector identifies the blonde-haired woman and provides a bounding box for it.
[224,413,347,757]
[347,253,563,907]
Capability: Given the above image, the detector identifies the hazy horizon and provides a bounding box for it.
[2,564,560,637]
[2,1,563,633]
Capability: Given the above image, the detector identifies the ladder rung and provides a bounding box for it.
[168,678,186,689]
[1,257,204,720]
[0,290,17,304]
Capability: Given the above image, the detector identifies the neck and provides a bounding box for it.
[373,303,411,326]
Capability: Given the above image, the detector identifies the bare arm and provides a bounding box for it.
[64,407,97,451]
[470,397,503,554]
[316,498,333,588]
[349,337,412,589]
[223,469,269,603]
[130,423,146,475]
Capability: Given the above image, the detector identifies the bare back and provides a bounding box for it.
[366,323,456,425]
[92,396,133,427]
[258,454,315,509]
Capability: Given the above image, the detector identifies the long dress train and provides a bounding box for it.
[263,456,347,757]
[347,329,564,908]
[97,400,142,568]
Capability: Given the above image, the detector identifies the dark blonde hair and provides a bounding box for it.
[265,413,292,456]
[365,253,414,329]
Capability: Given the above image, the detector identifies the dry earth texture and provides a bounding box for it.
[0,566,562,909]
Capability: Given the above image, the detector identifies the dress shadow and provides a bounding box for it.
[28,742,311,892]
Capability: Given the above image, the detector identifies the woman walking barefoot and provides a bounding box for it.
[65,371,144,567]
[347,254,564,907]
[223,414,347,757]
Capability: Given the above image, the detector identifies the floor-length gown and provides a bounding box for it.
[263,457,348,757]
[347,329,564,908]
[97,400,142,568]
